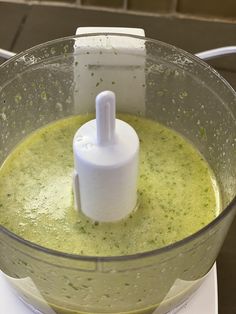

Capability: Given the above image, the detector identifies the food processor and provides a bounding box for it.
[0,28,236,314]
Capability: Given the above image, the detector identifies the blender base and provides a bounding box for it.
[0,264,217,314]
[168,264,218,314]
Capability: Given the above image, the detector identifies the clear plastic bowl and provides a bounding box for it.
[0,34,236,314]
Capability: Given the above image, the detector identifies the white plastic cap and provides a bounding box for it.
[73,91,139,222]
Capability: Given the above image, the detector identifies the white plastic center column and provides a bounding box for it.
[73,91,139,222]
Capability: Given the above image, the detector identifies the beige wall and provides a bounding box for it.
[15,0,236,21]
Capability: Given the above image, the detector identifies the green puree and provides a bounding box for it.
[0,114,219,256]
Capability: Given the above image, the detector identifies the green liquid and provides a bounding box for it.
[0,114,219,256]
